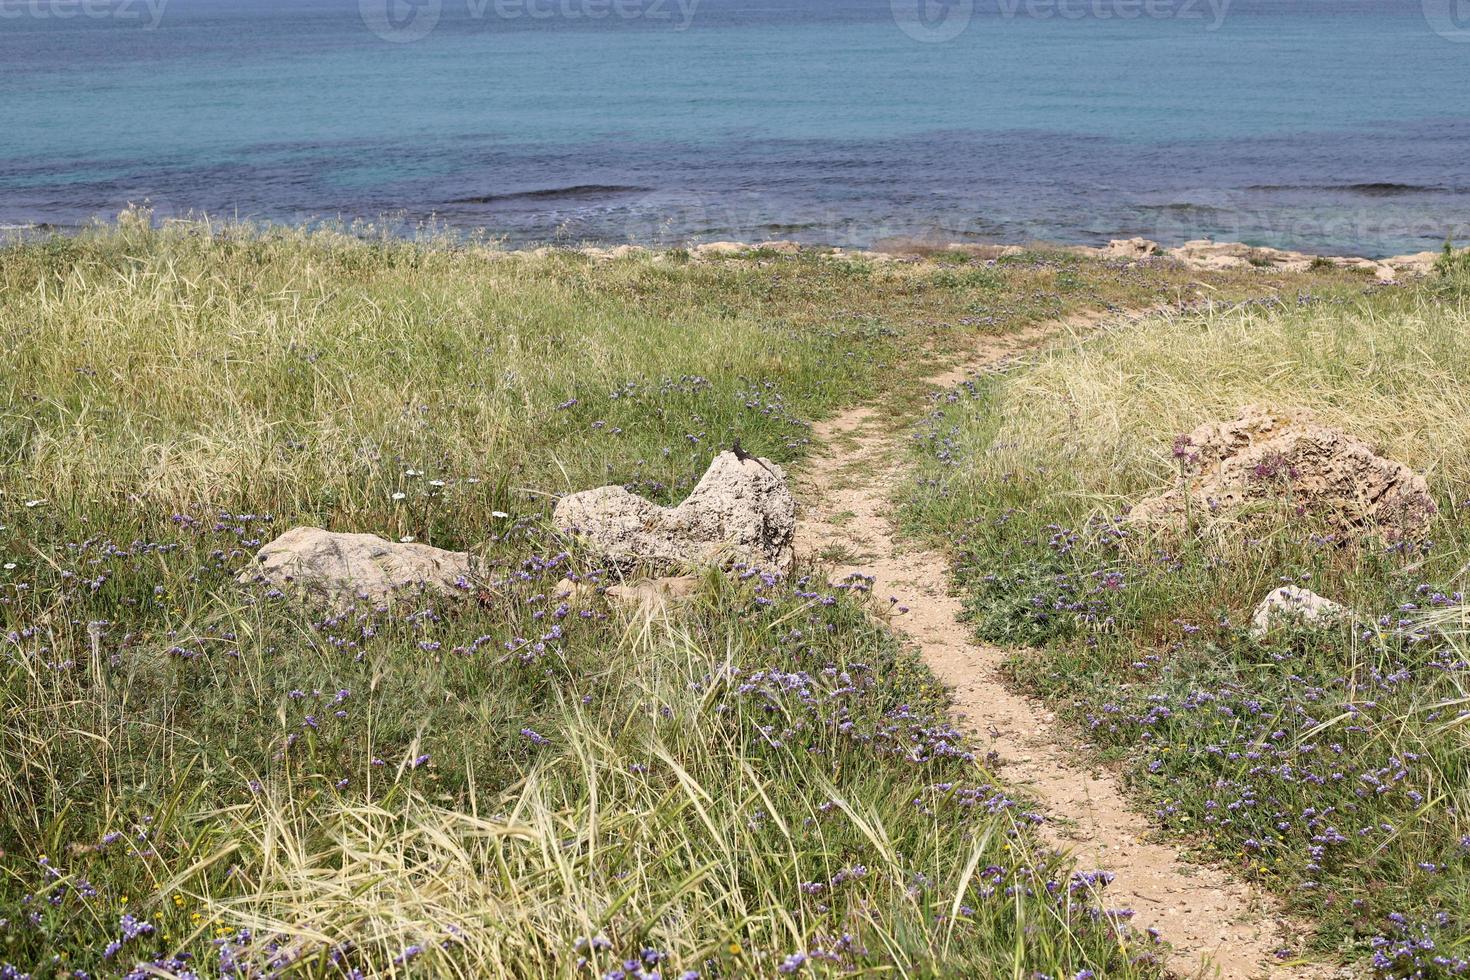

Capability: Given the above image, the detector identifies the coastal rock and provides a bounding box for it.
[1162,239,1358,273]
[579,239,1459,278]
[1383,249,1457,278]
[868,240,1023,262]
[239,527,474,603]
[1249,586,1350,637]
[690,241,748,258]
[1102,237,1160,260]
[688,240,801,259]
[1129,406,1435,540]
[583,244,648,261]
[554,451,797,571]
[1165,240,1287,271]
[1160,240,1425,278]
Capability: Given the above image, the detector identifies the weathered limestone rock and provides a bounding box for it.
[1130,406,1435,540]
[1154,240,1458,279]
[686,240,800,259]
[608,574,700,608]
[553,451,796,571]
[1381,250,1443,278]
[1250,586,1350,637]
[582,244,649,261]
[1102,237,1160,260]
[689,241,748,258]
[1165,240,1285,271]
[239,527,473,603]
[616,237,1462,277]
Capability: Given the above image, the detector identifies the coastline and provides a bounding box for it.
[530,235,1455,282]
[3,209,1458,278]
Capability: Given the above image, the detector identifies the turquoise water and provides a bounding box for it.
[3,0,1468,253]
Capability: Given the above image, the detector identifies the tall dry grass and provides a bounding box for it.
[950,288,1470,507]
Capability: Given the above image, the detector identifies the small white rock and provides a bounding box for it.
[1249,586,1350,637]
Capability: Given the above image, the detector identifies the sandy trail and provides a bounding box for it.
[793,312,1330,980]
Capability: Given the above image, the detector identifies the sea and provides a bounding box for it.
[3,0,1468,255]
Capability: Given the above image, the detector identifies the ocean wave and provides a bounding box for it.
[1245,182,1455,196]
[1139,203,1230,214]
[447,185,652,205]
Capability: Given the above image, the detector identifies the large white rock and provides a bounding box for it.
[1102,237,1160,260]
[239,527,474,604]
[553,451,796,572]
[1130,405,1435,541]
[1249,586,1350,637]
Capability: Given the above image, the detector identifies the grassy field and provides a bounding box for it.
[0,215,1376,978]
[904,253,1470,975]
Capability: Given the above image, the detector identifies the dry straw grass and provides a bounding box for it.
[966,290,1470,505]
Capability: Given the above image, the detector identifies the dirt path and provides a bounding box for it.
[793,313,1327,980]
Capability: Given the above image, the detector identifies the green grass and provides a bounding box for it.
[1,542,1160,977]
[1,216,1367,978]
[902,274,1470,975]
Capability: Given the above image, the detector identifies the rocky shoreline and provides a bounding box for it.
[549,235,1458,282]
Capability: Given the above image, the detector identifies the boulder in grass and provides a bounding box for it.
[1249,586,1350,637]
[1101,237,1160,260]
[1129,406,1435,541]
[690,241,748,259]
[239,527,474,604]
[553,451,797,572]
